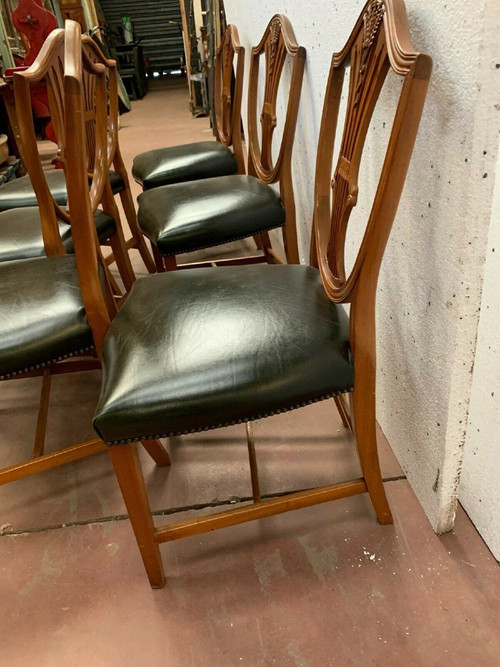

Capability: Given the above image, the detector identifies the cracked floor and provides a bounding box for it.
[1,78,499,666]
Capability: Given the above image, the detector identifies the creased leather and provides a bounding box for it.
[0,169,124,212]
[93,265,354,443]
[137,174,285,256]
[0,255,93,378]
[0,207,117,262]
[132,141,238,190]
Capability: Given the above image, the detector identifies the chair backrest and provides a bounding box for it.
[312,0,431,361]
[63,20,115,354]
[213,24,245,173]
[80,34,120,177]
[12,26,118,252]
[13,28,67,256]
[247,15,306,264]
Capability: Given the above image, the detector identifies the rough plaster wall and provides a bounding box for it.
[459,139,500,561]
[225,0,500,533]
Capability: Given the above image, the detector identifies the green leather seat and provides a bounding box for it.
[132,141,238,191]
[0,255,93,379]
[0,169,125,212]
[0,207,117,263]
[137,175,285,257]
[93,265,354,444]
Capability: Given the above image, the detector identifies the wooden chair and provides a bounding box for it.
[0,40,156,275]
[136,15,306,272]
[132,24,245,190]
[65,0,431,587]
[0,25,169,488]
[3,30,135,293]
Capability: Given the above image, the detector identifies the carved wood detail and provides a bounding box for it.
[247,14,306,264]
[310,1,432,468]
[214,24,245,173]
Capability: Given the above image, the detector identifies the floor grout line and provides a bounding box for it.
[0,475,407,538]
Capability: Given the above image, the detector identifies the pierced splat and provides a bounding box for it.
[12,30,67,252]
[327,5,389,286]
[82,49,99,172]
[313,0,432,313]
[214,25,245,172]
[246,15,305,265]
[247,14,305,185]
[216,30,234,143]
[259,17,288,172]
[44,51,65,154]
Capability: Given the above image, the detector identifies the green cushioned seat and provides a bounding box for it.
[0,255,94,379]
[0,169,124,213]
[137,175,285,257]
[0,207,117,262]
[93,265,354,444]
[132,141,238,190]
[108,170,125,195]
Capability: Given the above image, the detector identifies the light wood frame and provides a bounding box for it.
[65,0,431,588]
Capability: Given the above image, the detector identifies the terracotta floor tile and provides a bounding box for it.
[1,482,499,666]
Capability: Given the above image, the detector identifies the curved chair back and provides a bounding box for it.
[80,35,120,177]
[15,20,117,351]
[63,20,115,353]
[12,24,138,292]
[13,29,67,256]
[247,15,306,264]
[80,34,156,276]
[312,0,431,379]
[213,24,245,173]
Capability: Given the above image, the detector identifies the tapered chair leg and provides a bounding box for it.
[119,186,157,274]
[140,439,171,467]
[351,377,393,525]
[33,368,52,457]
[164,255,178,271]
[246,422,261,502]
[102,182,136,292]
[108,443,166,588]
[152,244,166,273]
[334,394,352,431]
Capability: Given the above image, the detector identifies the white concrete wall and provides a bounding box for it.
[224,0,500,533]
[459,140,500,560]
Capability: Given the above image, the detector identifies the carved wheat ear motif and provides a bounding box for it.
[223,29,232,72]
[267,16,283,79]
[270,16,281,45]
[354,0,385,106]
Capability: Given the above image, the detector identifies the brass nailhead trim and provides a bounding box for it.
[0,346,95,380]
[105,388,354,445]
[159,220,285,257]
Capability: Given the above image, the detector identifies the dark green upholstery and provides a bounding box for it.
[108,170,125,195]
[132,141,238,190]
[63,209,116,254]
[0,169,125,213]
[0,207,117,263]
[137,175,285,257]
[93,265,354,444]
[0,255,93,379]
[0,170,68,212]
